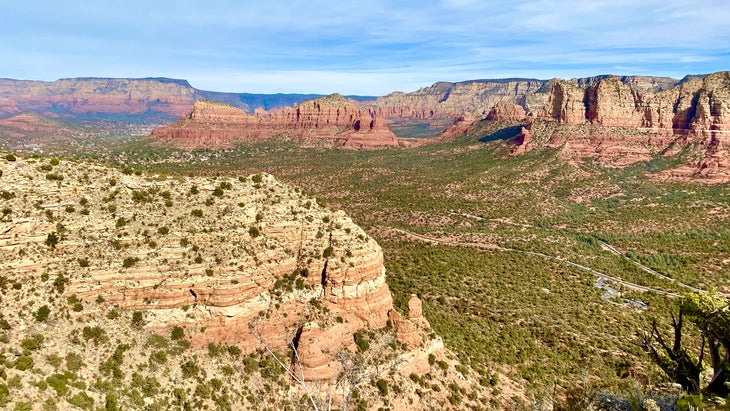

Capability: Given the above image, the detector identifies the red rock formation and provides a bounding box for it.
[388,295,430,348]
[0,162,401,382]
[539,80,587,125]
[530,72,730,181]
[0,78,197,117]
[151,95,399,150]
[486,101,527,122]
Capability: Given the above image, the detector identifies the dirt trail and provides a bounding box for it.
[387,227,681,298]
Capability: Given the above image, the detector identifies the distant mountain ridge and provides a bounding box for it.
[0,77,376,122]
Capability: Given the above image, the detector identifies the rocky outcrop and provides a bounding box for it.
[523,72,730,181]
[151,95,399,150]
[486,101,527,122]
[388,294,430,348]
[0,156,396,382]
[368,79,546,137]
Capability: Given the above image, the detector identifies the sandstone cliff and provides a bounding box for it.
[151,95,399,150]
[512,72,730,182]
[368,79,546,137]
[0,156,400,382]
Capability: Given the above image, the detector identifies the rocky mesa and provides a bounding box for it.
[151,94,400,149]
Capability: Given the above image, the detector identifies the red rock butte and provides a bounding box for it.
[151,94,400,150]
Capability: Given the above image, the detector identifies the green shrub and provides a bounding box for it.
[376,379,389,396]
[53,273,68,293]
[21,334,43,351]
[251,173,263,184]
[4,154,16,162]
[131,311,145,328]
[35,305,51,322]
[181,361,200,379]
[78,258,89,267]
[45,232,60,248]
[171,326,185,340]
[157,226,169,235]
[249,226,260,238]
[322,246,333,258]
[45,173,63,181]
[122,257,139,268]
[149,350,167,364]
[191,209,203,217]
[82,326,108,345]
[67,392,94,410]
[13,401,32,411]
[212,187,224,197]
[354,330,369,352]
[14,356,33,371]
[65,352,83,372]
[0,384,8,406]
[190,185,199,195]
[46,374,69,396]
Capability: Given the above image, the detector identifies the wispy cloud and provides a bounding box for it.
[0,0,727,94]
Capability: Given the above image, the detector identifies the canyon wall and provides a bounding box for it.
[511,72,730,182]
[151,95,399,149]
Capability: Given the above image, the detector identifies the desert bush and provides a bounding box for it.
[45,232,60,248]
[122,257,140,268]
[14,356,33,371]
[354,330,369,352]
[249,226,260,238]
[65,352,83,372]
[35,305,51,322]
[82,326,108,345]
[376,379,389,396]
[131,311,145,328]
[171,326,185,340]
[67,392,94,410]
[181,360,200,379]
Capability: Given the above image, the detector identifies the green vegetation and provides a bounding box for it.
[34,305,50,322]
[86,121,725,400]
[0,118,726,407]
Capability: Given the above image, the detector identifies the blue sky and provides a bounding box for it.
[1,0,728,95]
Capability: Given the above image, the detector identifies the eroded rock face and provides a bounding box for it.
[388,294,430,348]
[526,72,730,181]
[0,156,394,381]
[151,95,399,150]
[368,79,546,136]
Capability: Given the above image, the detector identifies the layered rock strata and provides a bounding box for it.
[510,72,730,182]
[0,156,395,381]
[151,95,399,149]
